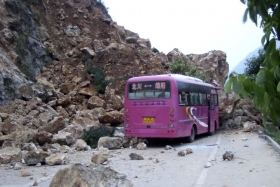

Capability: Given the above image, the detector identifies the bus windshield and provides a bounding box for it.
[128,81,171,99]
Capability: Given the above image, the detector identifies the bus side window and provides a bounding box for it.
[185,93,189,105]
[199,93,207,105]
[179,94,185,105]
[179,92,188,105]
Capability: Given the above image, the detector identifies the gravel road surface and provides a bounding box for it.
[1,130,280,187]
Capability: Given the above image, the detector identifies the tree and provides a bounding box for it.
[225,0,280,124]
[244,49,265,78]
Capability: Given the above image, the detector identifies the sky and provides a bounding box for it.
[102,0,264,71]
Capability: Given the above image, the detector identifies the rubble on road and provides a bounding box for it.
[178,148,193,156]
[223,151,234,161]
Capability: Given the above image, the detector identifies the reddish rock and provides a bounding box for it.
[36,131,53,146]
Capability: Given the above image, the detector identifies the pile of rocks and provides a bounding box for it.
[219,93,263,132]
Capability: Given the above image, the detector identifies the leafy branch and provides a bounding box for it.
[226,0,280,124]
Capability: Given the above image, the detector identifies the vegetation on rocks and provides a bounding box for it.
[169,60,210,82]
[82,125,115,148]
[86,60,109,94]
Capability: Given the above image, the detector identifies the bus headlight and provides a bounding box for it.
[170,124,174,128]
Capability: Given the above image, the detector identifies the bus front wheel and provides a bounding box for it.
[186,126,195,143]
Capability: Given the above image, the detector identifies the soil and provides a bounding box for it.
[1,129,280,187]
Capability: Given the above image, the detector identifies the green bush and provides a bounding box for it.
[264,123,280,145]
[169,60,189,74]
[86,60,109,94]
[169,60,210,83]
[82,125,114,148]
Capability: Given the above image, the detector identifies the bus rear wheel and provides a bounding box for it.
[186,126,195,143]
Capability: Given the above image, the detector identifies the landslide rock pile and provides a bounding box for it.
[0,0,238,168]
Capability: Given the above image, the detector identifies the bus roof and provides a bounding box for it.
[127,74,216,88]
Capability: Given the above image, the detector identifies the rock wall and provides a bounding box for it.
[186,50,229,86]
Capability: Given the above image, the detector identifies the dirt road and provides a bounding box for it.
[1,130,280,187]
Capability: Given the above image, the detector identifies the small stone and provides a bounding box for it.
[14,163,22,170]
[155,158,159,163]
[204,162,211,168]
[21,171,32,177]
[178,150,186,156]
[136,142,147,150]
[129,153,144,160]
[33,180,38,186]
[223,151,234,161]
[165,145,173,150]
[186,148,193,154]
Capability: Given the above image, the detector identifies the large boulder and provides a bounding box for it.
[97,136,122,149]
[39,116,69,134]
[91,148,109,164]
[219,93,240,122]
[167,48,188,63]
[36,131,53,146]
[51,131,75,146]
[87,96,105,109]
[23,149,50,166]
[105,87,123,110]
[186,50,229,86]
[72,109,105,129]
[98,110,123,124]
[0,147,21,164]
[45,153,66,166]
[50,164,133,187]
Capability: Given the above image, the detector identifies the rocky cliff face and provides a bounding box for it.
[0,0,230,147]
[166,48,229,86]
[187,50,229,86]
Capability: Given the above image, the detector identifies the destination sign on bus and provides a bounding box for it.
[129,81,170,91]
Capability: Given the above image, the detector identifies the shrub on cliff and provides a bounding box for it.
[82,125,114,148]
[86,60,109,94]
[169,60,210,82]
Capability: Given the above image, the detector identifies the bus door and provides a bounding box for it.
[208,94,216,132]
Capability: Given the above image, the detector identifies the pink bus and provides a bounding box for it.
[123,74,219,142]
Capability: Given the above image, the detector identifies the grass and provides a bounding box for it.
[264,123,280,145]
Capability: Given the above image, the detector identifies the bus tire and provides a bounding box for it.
[186,126,195,143]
